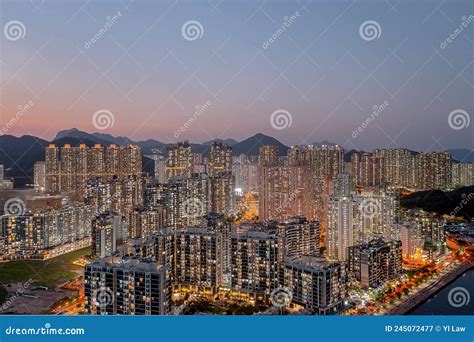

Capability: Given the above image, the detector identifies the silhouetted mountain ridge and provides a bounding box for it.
[231,133,289,156]
[401,186,474,219]
[202,138,238,146]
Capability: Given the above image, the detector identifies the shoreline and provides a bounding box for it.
[385,263,473,315]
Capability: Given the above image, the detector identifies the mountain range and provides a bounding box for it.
[0,128,472,187]
[52,129,291,156]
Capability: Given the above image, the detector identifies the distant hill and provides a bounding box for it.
[55,128,131,146]
[231,133,289,156]
[202,138,238,146]
[142,155,155,177]
[344,149,359,162]
[448,149,474,163]
[54,128,166,154]
[400,185,474,219]
[53,135,112,147]
[0,135,48,187]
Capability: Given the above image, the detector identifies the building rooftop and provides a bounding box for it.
[286,255,340,270]
[88,256,165,272]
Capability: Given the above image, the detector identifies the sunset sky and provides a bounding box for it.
[1,0,473,151]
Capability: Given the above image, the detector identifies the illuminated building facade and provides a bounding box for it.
[230,229,281,297]
[34,161,46,193]
[401,209,444,244]
[44,144,142,196]
[85,175,145,218]
[259,164,313,221]
[92,211,126,258]
[174,227,223,294]
[327,195,355,262]
[283,256,347,315]
[258,145,279,167]
[165,173,210,229]
[210,171,235,215]
[208,142,232,176]
[1,203,94,258]
[127,205,166,239]
[84,256,171,315]
[166,141,193,180]
[372,148,415,188]
[452,162,474,188]
[415,152,453,190]
[347,238,402,288]
[277,216,320,258]
[399,222,423,257]
[354,190,399,243]
[351,152,385,187]
[233,154,259,193]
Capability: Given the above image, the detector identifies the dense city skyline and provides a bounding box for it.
[1,0,473,151]
[1,139,472,317]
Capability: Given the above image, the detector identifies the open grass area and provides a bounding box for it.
[0,247,91,288]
